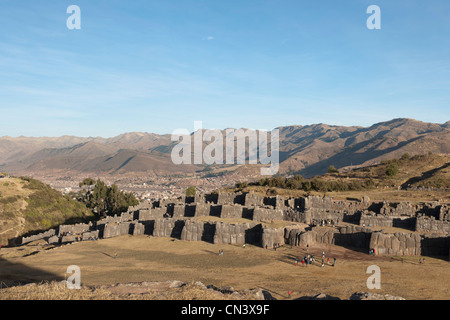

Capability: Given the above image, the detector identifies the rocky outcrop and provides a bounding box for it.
[349,292,405,300]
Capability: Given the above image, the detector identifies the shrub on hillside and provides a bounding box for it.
[385,163,399,177]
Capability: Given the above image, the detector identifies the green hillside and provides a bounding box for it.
[0,176,95,246]
[226,153,449,202]
[338,153,450,189]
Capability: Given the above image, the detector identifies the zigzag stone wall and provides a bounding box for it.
[17,192,450,260]
[285,225,450,258]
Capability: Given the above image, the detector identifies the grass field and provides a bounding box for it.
[1,235,449,300]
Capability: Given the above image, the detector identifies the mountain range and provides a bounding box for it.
[0,118,449,178]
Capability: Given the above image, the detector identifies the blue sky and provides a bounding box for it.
[0,0,449,137]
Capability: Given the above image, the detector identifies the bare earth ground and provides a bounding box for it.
[1,235,449,300]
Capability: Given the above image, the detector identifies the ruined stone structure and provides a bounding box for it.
[21,229,56,245]
[285,225,372,251]
[415,216,450,234]
[19,192,450,260]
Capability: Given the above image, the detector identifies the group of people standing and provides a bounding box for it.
[294,246,336,268]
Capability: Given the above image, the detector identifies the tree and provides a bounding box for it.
[328,165,339,174]
[400,153,411,161]
[79,177,96,188]
[186,186,196,197]
[79,179,138,217]
[385,163,399,177]
[286,176,303,189]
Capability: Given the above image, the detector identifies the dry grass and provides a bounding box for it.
[0,280,261,300]
[1,235,449,300]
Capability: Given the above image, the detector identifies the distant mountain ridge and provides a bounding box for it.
[0,118,448,177]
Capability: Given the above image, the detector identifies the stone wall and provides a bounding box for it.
[220,205,244,219]
[135,193,449,227]
[153,218,185,238]
[217,192,242,205]
[333,225,372,249]
[58,223,92,236]
[172,205,187,219]
[137,208,166,221]
[103,222,133,239]
[370,232,422,256]
[82,230,99,241]
[261,227,285,248]
[284,227,305,247]
[283,208,305,222]
[303,196,365,212]
[379,202,419,217]
[194,204,211,217]
[438,205,450,221]
[306,209,345,225]
[14,191,450,261]
[415,216,450,234]
[421,234,450,257]
[213,222,261,246]
[244,193,264,207]
[21,229,56,244]
[285,225,372,250]
[360,214,393,228]
[253,207,284,221]
[301,196,363,225]
[181,220,212,242]
[264,196,286,209]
